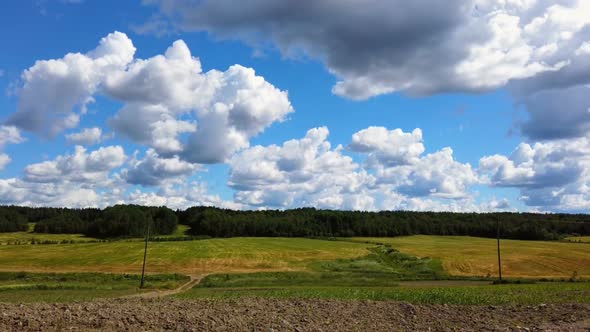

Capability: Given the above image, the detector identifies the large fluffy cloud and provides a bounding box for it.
[9,32,293,164]
[349,127,425,167]
[107,40,293,162]
[480,137,590,210]
[109,103,197,155]
[378,147,480,199]
[8,32,135,137]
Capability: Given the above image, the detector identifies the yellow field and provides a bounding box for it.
[0,237,370,275]
[565,236,590,243]
[353,236,590,278]
[2,233,589,279]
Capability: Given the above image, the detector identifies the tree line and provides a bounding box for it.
[178,207,590,240]
[0,205,177,238]
[0,208,29,232]
[1,205,590,240]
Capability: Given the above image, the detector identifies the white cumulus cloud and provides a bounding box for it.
[107,40,293,162]
[0,125,25,148]
[0,154,11,171]
[480,137,590,210]
[65,127,105,145]
[24,145,126,184]
[8,32,135,137]
[122,149,200,186]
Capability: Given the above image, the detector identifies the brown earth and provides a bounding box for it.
[1,298,589,331]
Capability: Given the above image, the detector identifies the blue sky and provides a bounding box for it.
[1,0,589,212]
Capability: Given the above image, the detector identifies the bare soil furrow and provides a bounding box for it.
[1,298,588,331]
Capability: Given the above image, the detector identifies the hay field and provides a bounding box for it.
[353,235,590,278]
[0,237,370,274]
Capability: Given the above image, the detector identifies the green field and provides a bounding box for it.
[178,277,590,305]
[352,236,590,278]
[0,272,189,302]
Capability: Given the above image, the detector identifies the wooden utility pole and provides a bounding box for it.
[496,215,503,282]
[140,222,150,288]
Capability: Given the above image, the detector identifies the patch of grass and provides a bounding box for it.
[351,236,590,278]
[177,282,590,305]
[0,272,189,303]
[152,224,191,239]
[317,245,446,280]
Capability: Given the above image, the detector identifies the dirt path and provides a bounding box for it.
[121,274,205,299]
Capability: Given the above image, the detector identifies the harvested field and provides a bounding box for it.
[0,238,369,274]
[353,235,590,278]
[1,298,588,331]
[566,236,590,243]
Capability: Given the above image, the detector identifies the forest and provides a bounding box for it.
[0,205,177,238]
[178,207,590,240]
[1,205,590,240]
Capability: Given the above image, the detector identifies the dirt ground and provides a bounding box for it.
[1,298,589,331]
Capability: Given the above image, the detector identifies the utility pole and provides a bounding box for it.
[496,215,503,283]
[140,221,150,288]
